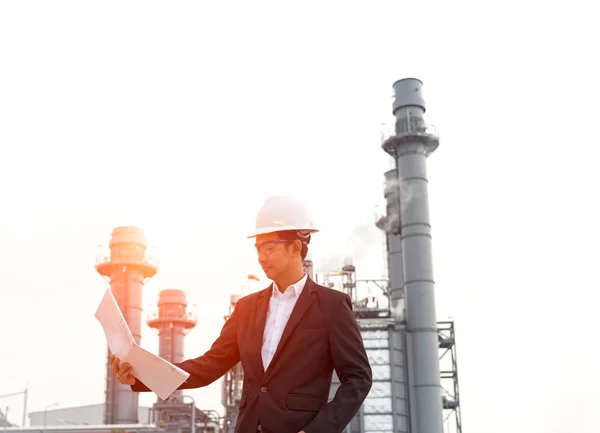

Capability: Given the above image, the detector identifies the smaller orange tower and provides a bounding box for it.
[147,289,197,402]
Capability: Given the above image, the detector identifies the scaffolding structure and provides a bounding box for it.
[331,319,399,433]
[324,266,400,433]
[323,263,462,433]
[438,322,462,433]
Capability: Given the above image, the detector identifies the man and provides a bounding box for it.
[112,196,372,433]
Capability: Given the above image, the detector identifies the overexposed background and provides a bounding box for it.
[1,1,599,432]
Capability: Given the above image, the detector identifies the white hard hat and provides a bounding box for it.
[247,196,319,238]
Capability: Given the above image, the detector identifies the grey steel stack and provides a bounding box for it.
[329,78,462,433]
[379,78,444,433]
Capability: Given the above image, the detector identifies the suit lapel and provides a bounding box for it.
[255,285,272,331]
[264,278,317,378]
[253,285,272,374]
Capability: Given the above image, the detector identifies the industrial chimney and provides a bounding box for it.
[147,289,198,402]
[222,292,245,433]
[381,78,443,433]
[302,252,314,280]
[96,226,158,425]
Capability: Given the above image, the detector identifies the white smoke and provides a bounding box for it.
[312,174,423,276]
[376,175,422,235]
[315,220,383,275]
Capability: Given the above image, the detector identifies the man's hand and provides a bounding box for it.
[110,354,136,385]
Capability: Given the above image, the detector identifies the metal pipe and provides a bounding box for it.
[378,168,411,432]
[22,389,27,428]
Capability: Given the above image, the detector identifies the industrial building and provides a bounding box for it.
[27,405,153,427]
[2,77,461,433]
[221,78,462,433]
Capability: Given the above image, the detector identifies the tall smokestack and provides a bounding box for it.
[147,289,197,402]
[378,168,405,319]
[381,78,443,433]
[376,167,411,431]
[96,226,158,425]
[222,293,244,433]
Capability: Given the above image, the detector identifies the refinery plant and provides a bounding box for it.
[2,78,461,433]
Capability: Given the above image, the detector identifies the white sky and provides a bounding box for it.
[1,1,599,432]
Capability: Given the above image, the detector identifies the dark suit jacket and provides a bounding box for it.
[132,277,372,433]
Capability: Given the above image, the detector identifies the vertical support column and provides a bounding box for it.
[377,168,410,433]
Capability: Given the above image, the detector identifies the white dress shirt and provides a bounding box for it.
[261,273,308,371]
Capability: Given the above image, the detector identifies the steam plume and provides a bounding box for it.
[315,220,382,275]
[377,174,421,234]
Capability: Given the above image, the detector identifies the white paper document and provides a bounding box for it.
[95,288,190,401]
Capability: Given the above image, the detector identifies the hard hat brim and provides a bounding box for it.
[247,226,319,238]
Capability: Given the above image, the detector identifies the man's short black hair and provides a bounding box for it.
[277,230,310,261]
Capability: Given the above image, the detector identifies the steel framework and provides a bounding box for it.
[438,322,462,433]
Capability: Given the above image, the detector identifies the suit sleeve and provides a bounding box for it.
[131,300,241,392]
[303,294,373,433]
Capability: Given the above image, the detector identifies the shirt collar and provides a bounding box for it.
[272,273,308,298]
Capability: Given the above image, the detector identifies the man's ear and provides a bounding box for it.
[294,239,303,256]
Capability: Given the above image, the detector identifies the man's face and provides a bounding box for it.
[255,232,299,281]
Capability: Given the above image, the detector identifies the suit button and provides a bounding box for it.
[260,386,268,393]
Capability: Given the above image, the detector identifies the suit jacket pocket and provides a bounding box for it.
[286,394,327,412]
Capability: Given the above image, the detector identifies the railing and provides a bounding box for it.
[380,118,439,145]
[146,308,198,325]
[95,245,160,270]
